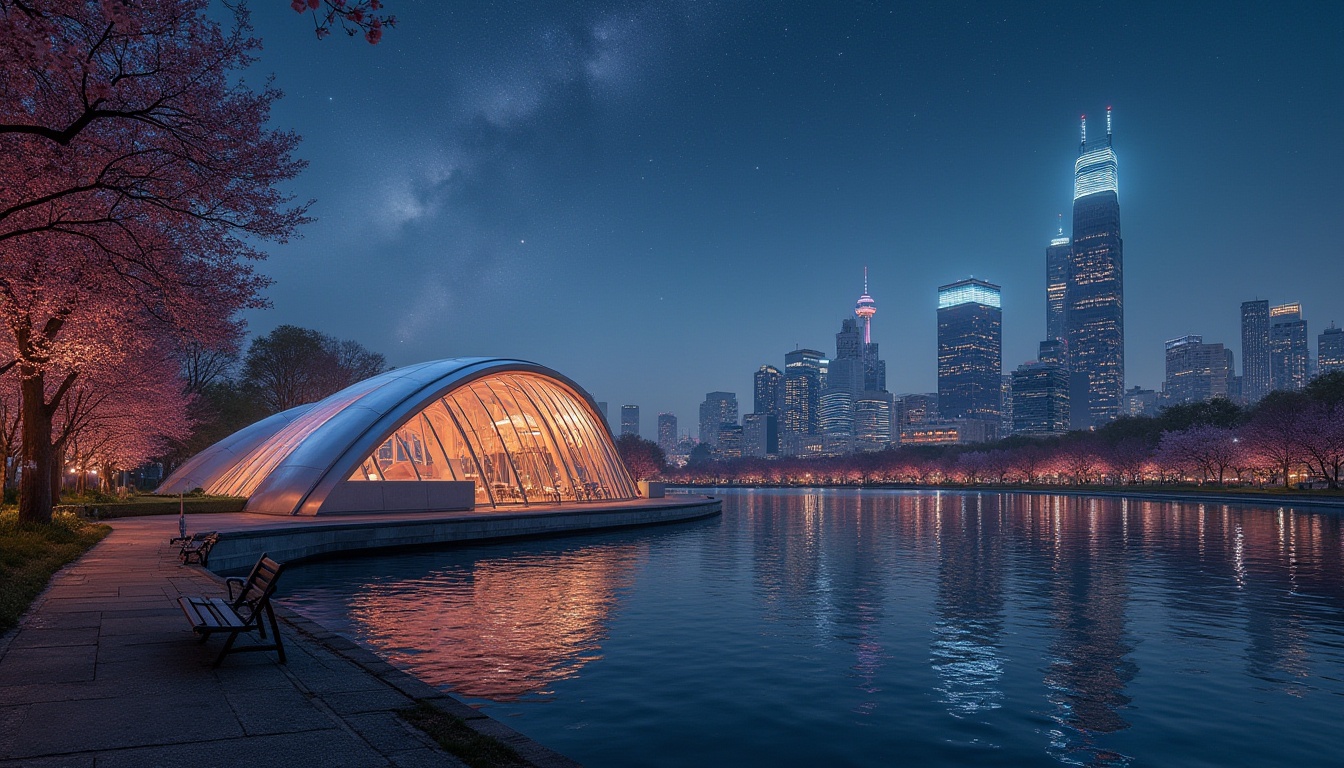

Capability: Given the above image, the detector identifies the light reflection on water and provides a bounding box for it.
[280,490,1344,767]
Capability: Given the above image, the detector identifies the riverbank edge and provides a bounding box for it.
[201,496,724,574]
[669,484,1344,510]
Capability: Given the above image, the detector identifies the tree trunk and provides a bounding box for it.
[18,373,54,524]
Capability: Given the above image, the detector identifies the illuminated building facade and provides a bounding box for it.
[1164,335,1234,405]
[754,365,782,417]
[698,391,738,446]
[1240,300,1271,403]
[818,387,854,455]
[743,413,777,458]
[1061,109,1125,428]
[782,348,826,442]
[1046,215,1070,344]
[1269,303,1309,392]
[158,358,638,514]
[657,413,677,454]
[853,392,893,451]
[620,405,640,437]
[937,278,1002,422]
[900,418,996,446]
[1012,362,1070,436]
[1320,324,1344,376]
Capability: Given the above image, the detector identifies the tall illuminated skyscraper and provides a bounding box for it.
[698,392,738,446]
[782,348,826,438]
[937,278,1002,421]
[620,405,640,437]
[1045,213,1070,344]
[1062,108,1124,428]
[657,413,677,454]
[1269,303,1308,391]
[854,270,887,392]
[1319,324,1344,376]
[1241,299,1271,403]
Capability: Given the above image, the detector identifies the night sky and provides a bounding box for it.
[243,1,1344,438]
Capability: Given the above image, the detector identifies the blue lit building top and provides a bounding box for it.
[1074,144,1118,200]
[937,278,1001,309]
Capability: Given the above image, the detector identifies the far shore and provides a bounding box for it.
[668,483,1344,509]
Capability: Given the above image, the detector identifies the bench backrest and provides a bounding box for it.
[231,555,285,620]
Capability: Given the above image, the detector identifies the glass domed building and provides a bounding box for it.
[158,358,638,515]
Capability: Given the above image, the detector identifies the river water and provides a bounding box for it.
[279,489,1344,767]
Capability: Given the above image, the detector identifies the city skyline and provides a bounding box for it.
[234,2,1343,434]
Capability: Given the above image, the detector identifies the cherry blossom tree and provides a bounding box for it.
[1296,402,1344,489]
[1240,393,1306,488]
[289,0,395,44]
[56,344,191,495]
[1,1,310,522]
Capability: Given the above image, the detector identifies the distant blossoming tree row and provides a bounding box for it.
[665,374,1344,492]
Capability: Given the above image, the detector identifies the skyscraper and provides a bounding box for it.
[1320,324,1344,376]
[937,278,1002,422]
[1012,362,1070,436]
[657,413,677,454]
[782,348,825,440]
[853,392,893,451]
[1241,299,1271,403]
[620,405,639,437]
[1163,335,1234,405]
[753,365,783,417]
[818,388,854,455]
[742,413,777,458]
[1045,213,1070,343]
[698,392,738,446]
[830,318,865,394]
[1062,109,1124,428]
[1269,303,1308,392]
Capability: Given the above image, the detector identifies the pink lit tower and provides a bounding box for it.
[855,267,877,344]
[854,268,886,392]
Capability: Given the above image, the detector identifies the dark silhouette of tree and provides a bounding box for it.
[242,325,386,415]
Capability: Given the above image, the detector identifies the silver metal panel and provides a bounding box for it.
[156,404,313,494]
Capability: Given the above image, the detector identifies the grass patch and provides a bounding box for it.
[0,509,110,633]
[398,700,529,768]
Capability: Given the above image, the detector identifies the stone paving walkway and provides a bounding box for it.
[0,516,578,767]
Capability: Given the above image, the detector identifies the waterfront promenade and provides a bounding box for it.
[0,511,643,767]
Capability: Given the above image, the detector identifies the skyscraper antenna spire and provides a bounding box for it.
[1106,105,1112,145]
[1057,212,1063,237]
[864,266,869,294]
[1080,114,1086,149]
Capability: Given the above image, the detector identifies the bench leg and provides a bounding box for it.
[213,631,240,667]
[265,602,286,664]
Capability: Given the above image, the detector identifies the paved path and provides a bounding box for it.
[0,516,578,767]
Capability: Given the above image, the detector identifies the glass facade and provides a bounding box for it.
[347,372,637,507]
[937,279,1003,422]
[1240,300,1270,403]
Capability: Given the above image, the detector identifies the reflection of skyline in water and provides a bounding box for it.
[931,493,1006,722]
[280,491,1344,768]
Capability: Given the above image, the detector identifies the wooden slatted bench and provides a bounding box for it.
[178,554,287,667]
[178,531,220,565]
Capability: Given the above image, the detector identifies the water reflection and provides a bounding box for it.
[280,491,1344,768]
[292,543,643,700]
[931,493,1006,721]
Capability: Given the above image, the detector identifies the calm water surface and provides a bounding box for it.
[279,490,1344,767]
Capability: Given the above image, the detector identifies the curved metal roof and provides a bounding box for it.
[158,358,632,515]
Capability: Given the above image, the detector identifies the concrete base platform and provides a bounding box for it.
[197,496,722,573]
